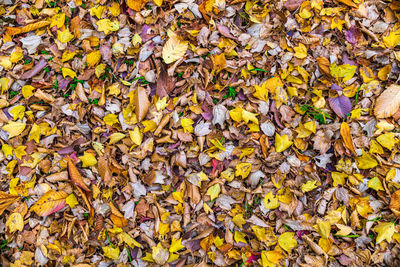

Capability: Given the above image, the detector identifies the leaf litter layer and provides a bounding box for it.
[1,0,400,266]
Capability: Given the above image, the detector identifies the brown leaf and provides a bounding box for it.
[98,155,114,187]
[390,190,400,217]
[156,62,175,98]
[0,191,19,216]
[67,157,91,192]
[134,87,150,122]
[284,0,305,11]
[316,57,331,77]
[340,122,356,154]
[374,84,400,118]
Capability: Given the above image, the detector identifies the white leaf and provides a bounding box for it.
[212,104,229,127]
[194,121,212,136]
[122,199,136,219]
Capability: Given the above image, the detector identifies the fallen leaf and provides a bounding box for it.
[162,36,188,64]
[30,190,68,216]
[68,157,91,192]
[374,84,400,118]
[340,122,356,154]
[278,232,297,253]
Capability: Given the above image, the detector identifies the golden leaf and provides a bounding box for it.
[30,190,68,216]
[340,122,356,154]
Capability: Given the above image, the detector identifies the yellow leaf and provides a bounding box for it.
[315,219,331,239]
[370,140,384,155]
[6,212,24,233]
[264,191,280,209]
[22,85,34,98]
[89,5,104,19]
[332,172,347,187]
[377,132,398,150]
[368,177,384,191]
[239,147,254,159]
[378,65,392,81]
[356,151,378,169]
[261,250,284,267]
[9,105,25,120]
[65,194,79,208]
[232,213,246,227]
[154,0,163,6]
[30,190,68,216]
[383,27,400,48]
[206,184,221,200]
[62,50,77,62]
[235,162,251,179]
[294,43,307,59]
[142,120,157,132]
[109,2,121,16]
[374,222,396,244]
[57,28,74,43]
[181,118,194,133]
[108,83,120,96]
[2,144,13,157]
[253,81,269,102]
[96,19,119,35]
[61,68,77,79]
[330,63,357,82]
[14,146,26,160]
[0,77,10,93]
[0,56,11,69]
[119,232,143,248]
[103,113,119,126]
[335,224,353,236]
[102,246,120,260]
[2,121,26,138]
[234,231,247,244]
[301,180,318,193]
[242,109,258,124]
[129,126,143,146]
[86,50,102,67]
[162,36,188,64]
[79,151,97,167]
[275,133,292,153]
[156,97,168,111]
[229,107,243,122]
[10,47,24,63]
[170,236,185,253]
[109,132,125,144]
[212,53,226,73]
[95,64,106,78]
[360,66,375,83]
[278,232,297,253]
[50,13,65,28]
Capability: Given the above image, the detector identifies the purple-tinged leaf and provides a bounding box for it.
[345,26,359,45]
[332,84,342,91]
[216,24,237,40]
[20,57,48,79]
[329,95,352,118]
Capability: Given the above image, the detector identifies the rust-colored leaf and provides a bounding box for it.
[340,122,356,154]
[67,157,91,192]
[390,190,400,217]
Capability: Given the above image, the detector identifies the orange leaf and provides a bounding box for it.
[30,190,68,216]
[6,21,50,36]
[340,122,356,154]
[126,0,146,11]
[68,157,91,192]
[390,190,400,217]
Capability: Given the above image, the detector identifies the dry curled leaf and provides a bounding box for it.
[68,157,91,192]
